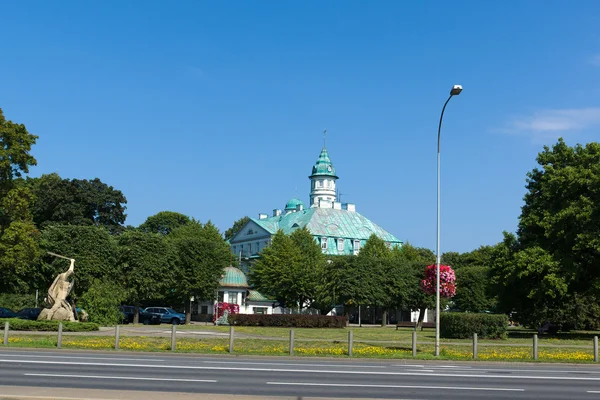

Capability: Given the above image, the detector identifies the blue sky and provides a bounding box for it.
[2,1,599,253]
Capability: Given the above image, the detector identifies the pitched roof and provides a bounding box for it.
[251,207,402,243]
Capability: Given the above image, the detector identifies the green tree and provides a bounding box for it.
[138,211,190,235]
[27,174,127,232]
[167,221,231,322]
[117,230,177,322]
[79,279,126,326]
[224,216,250,241]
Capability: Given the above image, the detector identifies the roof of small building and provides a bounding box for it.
[251,207,402,244]
[285,197,305,211]
[247,290,272,302]
[309,147,338,179]
[219,266,249,288]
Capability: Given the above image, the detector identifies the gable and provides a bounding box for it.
[229,219,272,244]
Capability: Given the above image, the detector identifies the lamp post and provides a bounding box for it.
[435,84,462,357]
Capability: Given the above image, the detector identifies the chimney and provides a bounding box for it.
[333,202,342,210]
[258,213,268,220]
[273,209,282,217]
[343,203,356,212]
[296,204,304,211]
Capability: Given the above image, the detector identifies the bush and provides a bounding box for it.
[0,318,99,331]
[228,314,347,328]
[79,279,126,326]
[440,312,508,339]
[0,293,37,311]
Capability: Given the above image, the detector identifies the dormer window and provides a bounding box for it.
[337,238,344,252]
[321,237,328,250]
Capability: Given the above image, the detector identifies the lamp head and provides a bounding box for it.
[450,85,463,96]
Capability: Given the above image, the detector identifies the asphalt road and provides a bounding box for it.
[1,349,600,399]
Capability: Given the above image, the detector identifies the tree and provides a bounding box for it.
[224,216,250,241]
[167,221,231,323]
[0,108,38,195]
[138,211,190,235]
[117,230,177,322]
[27,174,127,232]
[79,279,126,326]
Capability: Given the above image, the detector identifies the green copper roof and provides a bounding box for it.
[247,290,272,302]
[219,266,249,288]
[309,147,338,178]
[285,198,305,211]
[251,207,402,255]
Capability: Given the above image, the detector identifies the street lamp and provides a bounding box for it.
[435,84,462,357]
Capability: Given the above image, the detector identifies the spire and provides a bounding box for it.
[323,129,327,148]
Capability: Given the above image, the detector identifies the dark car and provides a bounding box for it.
[17,308,42,320]
[120,305,160,325]
[144,307,185,325]
[0,308,18,318]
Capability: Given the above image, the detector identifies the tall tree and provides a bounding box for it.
[167,221,231,323]
[224,216,250,241]
[138,211,190,235]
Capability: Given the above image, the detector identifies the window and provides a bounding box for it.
[337,238,344,252]
[353,240,361,255]
[229,291,239,304]
[321,237,328,250]
[253,307,267,314]
[201,306,208,314]
[218,291,224,302]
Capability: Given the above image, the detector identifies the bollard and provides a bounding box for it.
[115,325,120,350]
[473,333,478,360]
[412,331,417,357]
[348,330,353,357]
[57,322,63,349]
[594,336,598,363]
[289,330,294,356]
[533,334,538,360]
[229,326,234,353]
[171,324,177,351]
[3,322,8,346]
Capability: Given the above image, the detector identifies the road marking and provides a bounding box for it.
[588,391,600,393]
[203,361,386,368]
[1,359,599,381]
[267,382,524,391]
[406,369,434,373]
[0,353,164,362]
[25,373,216,383]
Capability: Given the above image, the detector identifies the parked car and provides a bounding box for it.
[538,321,560,335]
[120,305,160,325]
[0,308,18,318]
[17,308,42,320]
[143,307,186,325]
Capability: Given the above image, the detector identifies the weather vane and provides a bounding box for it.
[323,129,327,147]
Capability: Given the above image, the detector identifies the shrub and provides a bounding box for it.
[440,312,508,339]
[228,314,347,328]
[0,318,99,331]
[0,293,38,311]
[79,279,126,326]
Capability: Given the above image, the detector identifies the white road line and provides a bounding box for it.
[267,382,525,391]
[25,373,216,383]
[203,361,386,368]
[406,369,434,373]
[588,391,600,393]
[1,359,599,381]
[0,354,164,362]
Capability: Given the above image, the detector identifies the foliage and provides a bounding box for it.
[452,265,495,312]
[0,293,37,311]
[78,279,126,326]
[138,211,190,235]
[27,174,127,232]
[228,314,347,328]
[167,221,231,308]
[439,312,508,339]
[0,318,99,331]
[0,108,38,195]
[420,264,456,297]
[39,225,119,296]
[224,216,250,241]
[213,302,239,322]
[117,230,176,306]
[249,228,326,310]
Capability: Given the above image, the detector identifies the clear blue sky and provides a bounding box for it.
[2,1,599,253]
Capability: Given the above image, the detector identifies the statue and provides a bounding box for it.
[38,253,77,322]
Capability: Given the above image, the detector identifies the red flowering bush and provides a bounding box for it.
[420,264,456,298]
[213,302,240,322]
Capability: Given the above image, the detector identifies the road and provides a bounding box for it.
[1,349,600,399]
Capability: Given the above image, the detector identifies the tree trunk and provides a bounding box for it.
[133,305,140,324]
[185,300,191,325]
[381,309,388,327]
[417,308,426,331]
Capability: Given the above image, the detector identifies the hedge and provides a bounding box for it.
[228,314,347,328]
[440,312,508,339]
[0,318,100,332]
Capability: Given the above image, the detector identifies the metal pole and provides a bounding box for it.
[171,324,176,351]
[3,322,8,345]
[473,333,478,360]
[435,94,453,357]
[594,336,598,363]
[229,325,234,353]
[412,331,417,357]
[57,322,63,348]
[348,330,353,357]
[289,329,294,356]
[533,334,538,360]
[115,325,120,350]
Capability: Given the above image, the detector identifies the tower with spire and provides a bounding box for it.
[309,144,339,208]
